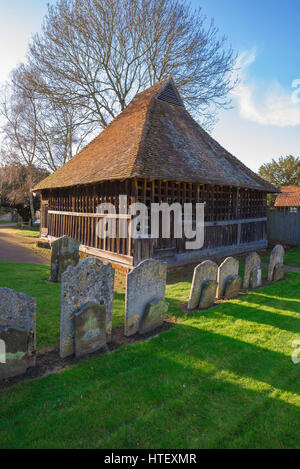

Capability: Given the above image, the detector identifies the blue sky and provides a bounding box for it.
[0,0,299,171]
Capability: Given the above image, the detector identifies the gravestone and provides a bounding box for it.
[249,266,262,289]
[217,257,239,299]
[139,299,169,335]
[273,263,285,282]
[125,259,167,337]
[188,260,218,310]
[0,326,29,379]
[243,252,261,289]
[199,280,218,309]
[224,274,242,299]
[75,302,107,358]
[0,288,36,369]
[60,257,115,358]
[50,236,80,282]
[268,245,285,282]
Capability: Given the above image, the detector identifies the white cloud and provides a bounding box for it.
[232,49,300,127]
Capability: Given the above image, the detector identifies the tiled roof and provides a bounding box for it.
[34,78,277,192]
[275,186,300,206]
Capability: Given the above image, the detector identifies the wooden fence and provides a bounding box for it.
[267,209,300,246]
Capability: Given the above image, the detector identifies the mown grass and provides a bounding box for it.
[16,226,40,238]
[16,229,40,238]
[0,261,299,448]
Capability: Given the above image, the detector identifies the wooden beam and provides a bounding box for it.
[48,210,131,219]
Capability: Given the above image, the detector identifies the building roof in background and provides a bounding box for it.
[34,78,278,193]
[274,186,300,207]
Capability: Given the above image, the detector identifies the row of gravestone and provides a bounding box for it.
[0,239,285,380]
[188,244,285,311]
[0,257,168,379]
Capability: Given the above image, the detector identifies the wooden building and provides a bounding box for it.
[33,78,277,270]
[274,186,300,213]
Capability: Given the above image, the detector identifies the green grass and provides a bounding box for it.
[0,262,299,448]
[262,247,300,267]
[16,227,40,238]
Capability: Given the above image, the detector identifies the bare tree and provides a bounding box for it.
[0,84,39,221]
[1,66,91,175]
[24,0,237,131]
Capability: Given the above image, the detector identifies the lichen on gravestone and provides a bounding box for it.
[243,252,261,289]
[0,287,36,371]
[60,257,114,358]
[125,259,167,337]
[188,260,218,310]
[268,245,285,282]
[50,236,80,282]
[217,257,239,299]
[74,302,107,358]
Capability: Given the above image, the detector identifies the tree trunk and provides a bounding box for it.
[29,191,35,224]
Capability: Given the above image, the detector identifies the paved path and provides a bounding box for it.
[0,230,49,264]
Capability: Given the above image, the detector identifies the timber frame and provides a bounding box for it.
[39,177,268,270]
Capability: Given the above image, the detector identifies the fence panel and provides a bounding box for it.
[267,209,300,245]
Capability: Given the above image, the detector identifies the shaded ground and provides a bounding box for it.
[0,321,175,391]
[0,228,49,264]
[0,272,299,449]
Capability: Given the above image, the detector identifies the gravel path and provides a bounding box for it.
[0,229,49,264]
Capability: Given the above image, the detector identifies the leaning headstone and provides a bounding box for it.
[199,280,218,309]
[74,302,107,358]
[243,252,261,289]
[50,236,80,282]
[60,257,114,358]
[268,245,285,282]
[139,299,169,335]
[0,326,29,379]
[217,257,239,299]
[0,288,36,369]
[273,263,285,282]
[188,260,218,310]
[224,274,242,299]
[249,266,262,289]
[125,259,167,337]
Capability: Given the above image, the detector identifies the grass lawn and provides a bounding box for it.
[0,261,299,448]
[16,227,40,238]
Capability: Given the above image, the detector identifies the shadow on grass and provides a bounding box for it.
[0,318,299,448]
[217,297,300,335]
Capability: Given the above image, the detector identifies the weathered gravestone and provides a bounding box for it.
[50,236,80,282]
[273,263,285,282]
[249,266,262,289]
[217,257,239,299]
[139,299,169,335]
[243,252,262,289]
[199,280,218,309]
[224,274,242,299]
[75,302,107,358]
[0,326,29,379]
[188,260,218,310]
[268,245,285,282]
[125,259,167,337]
[60,257,114,358]
[0,288,36,379]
